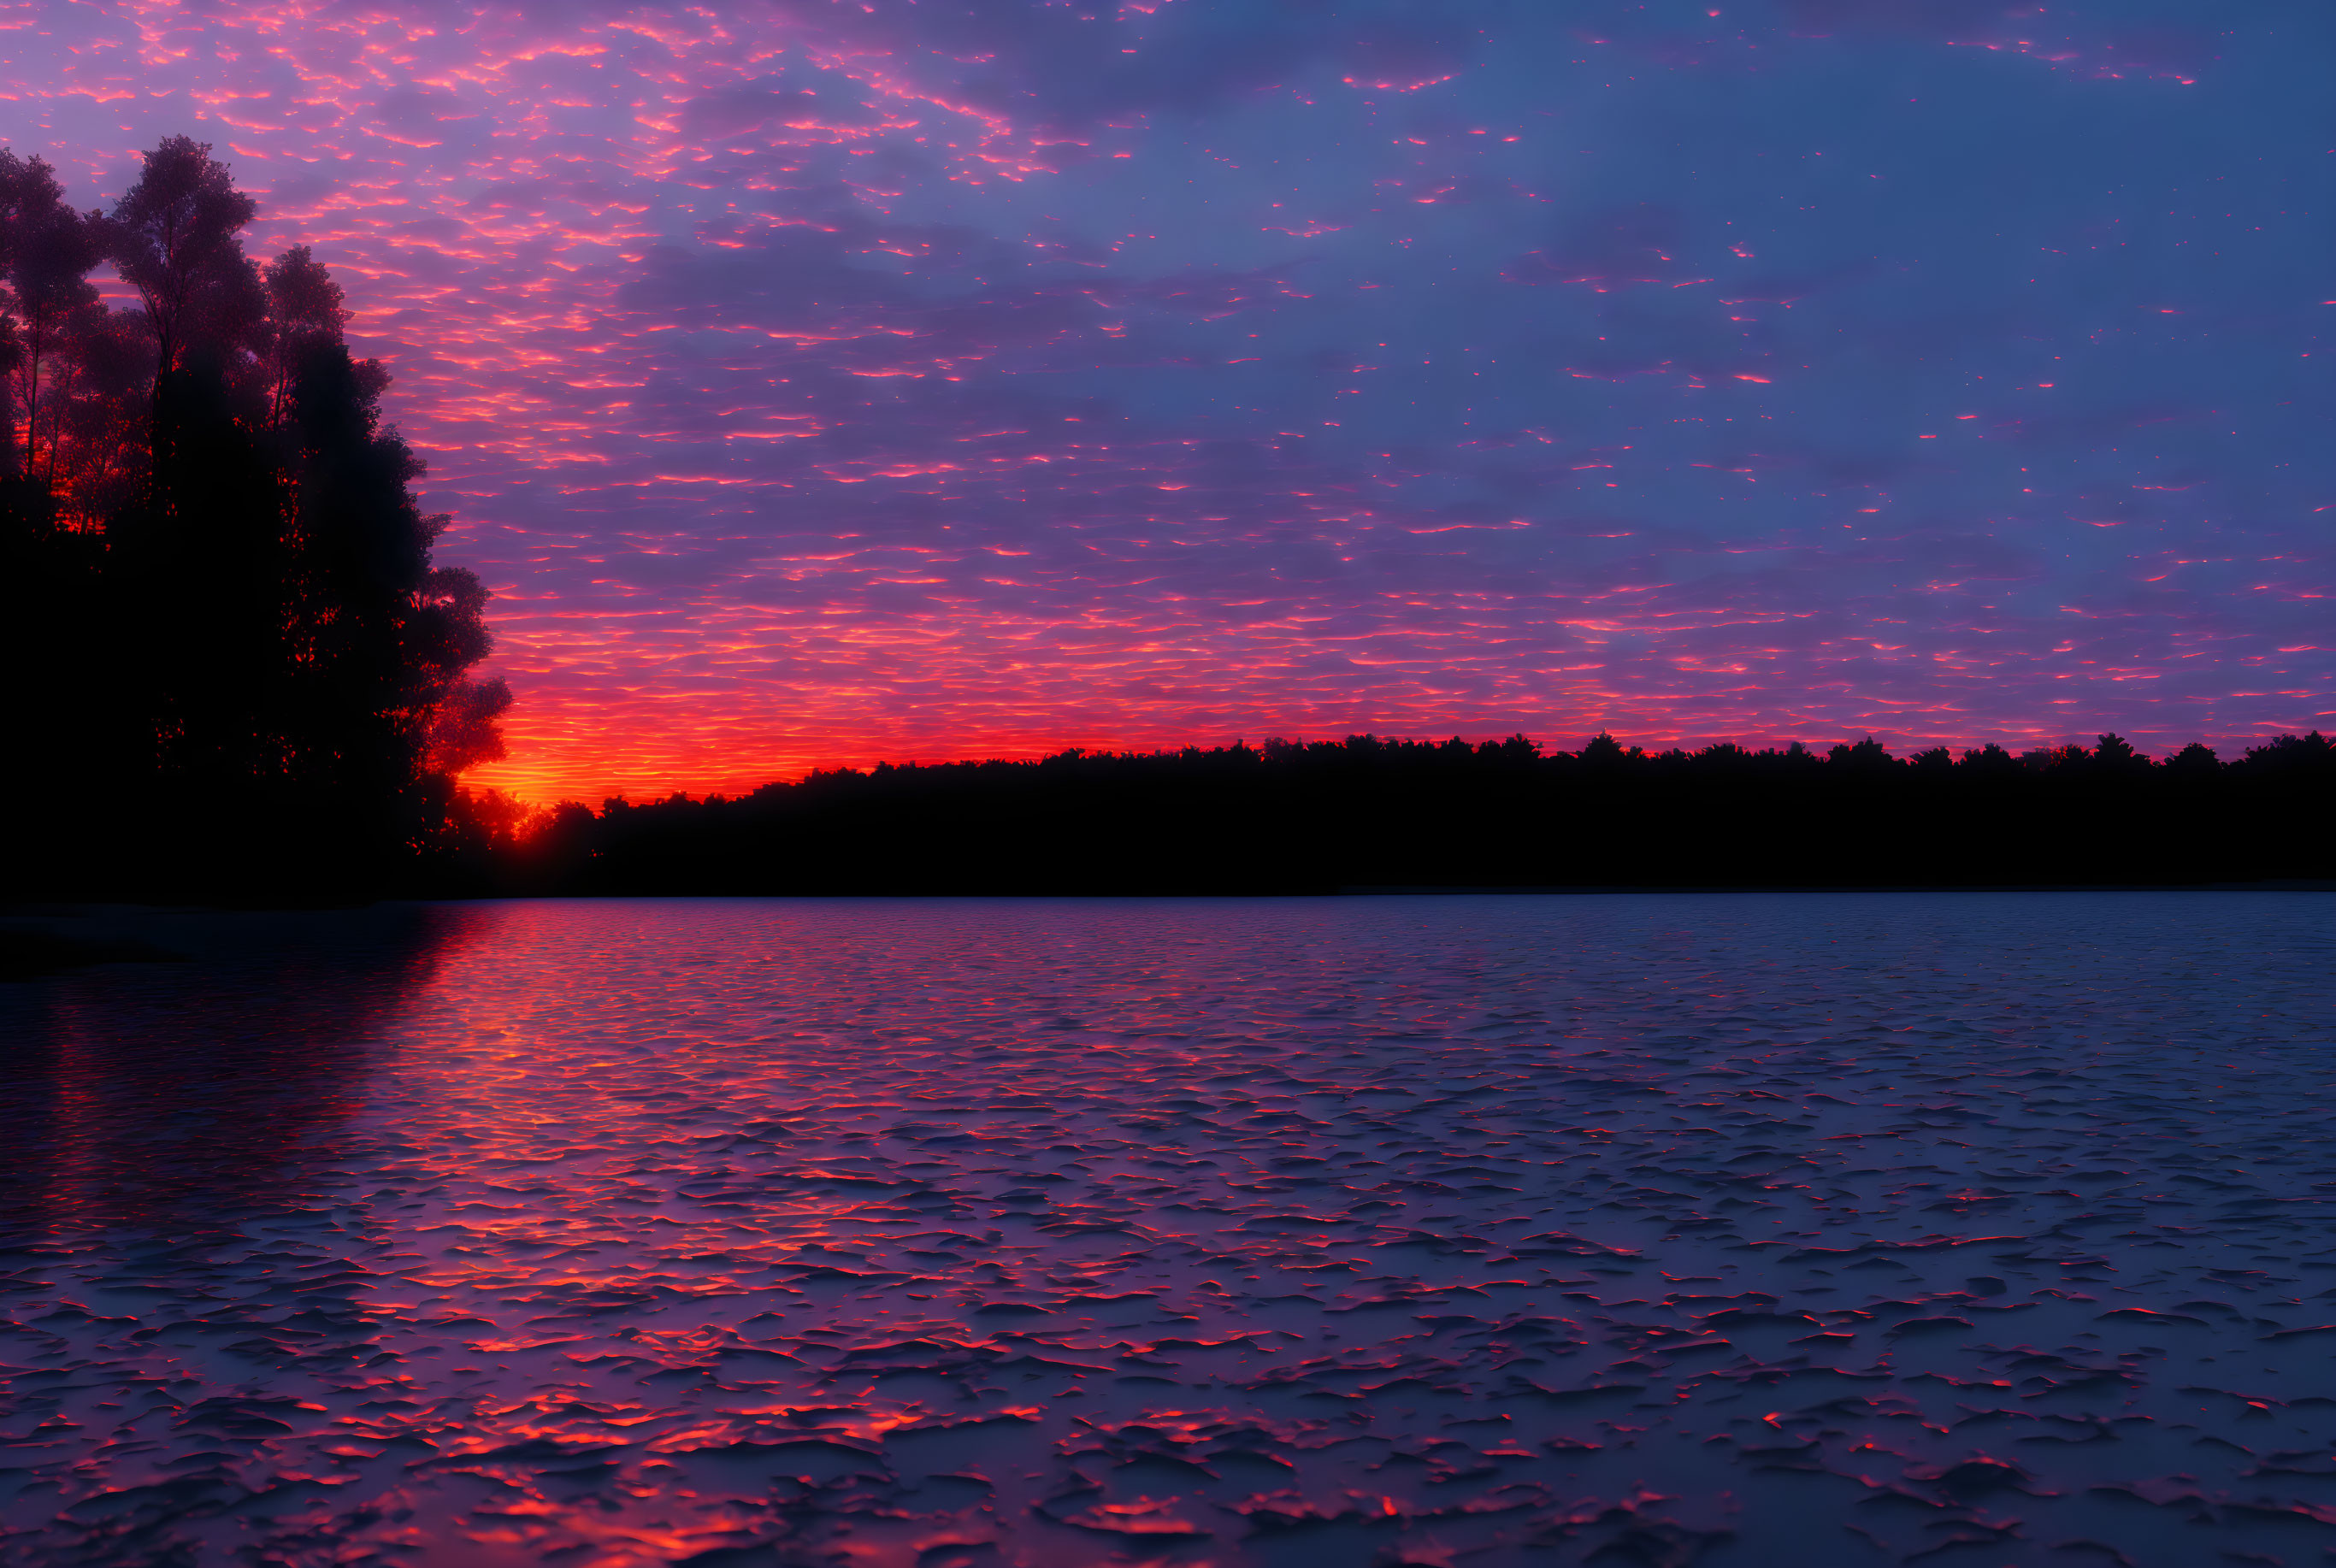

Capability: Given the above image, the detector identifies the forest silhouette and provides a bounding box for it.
[4,142,2330,902]
[502,729,2336,896]
[0,138,506,900]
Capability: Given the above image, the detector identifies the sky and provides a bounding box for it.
[0,0,2328,802]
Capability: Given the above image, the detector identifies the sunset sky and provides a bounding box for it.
[2,0,2327,802]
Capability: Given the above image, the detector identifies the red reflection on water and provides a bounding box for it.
[2,898,2333,1565]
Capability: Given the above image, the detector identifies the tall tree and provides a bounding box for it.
[261,245,348,432]
[0,135,508,897]
[0,156,25,475]
[0,153,103,487]
[284,339,497,870]
[97,142,278,848]
[102,137,263,396]
[43,306,154,526]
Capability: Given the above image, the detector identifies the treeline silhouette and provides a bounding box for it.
[495,730,2336,895]
[0,138,505,900]
[7,144,2326,905]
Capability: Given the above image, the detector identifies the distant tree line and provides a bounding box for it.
[0,139,507,899]
[497,729,2336,895]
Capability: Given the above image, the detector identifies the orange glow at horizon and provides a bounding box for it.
[3,0,2321,807]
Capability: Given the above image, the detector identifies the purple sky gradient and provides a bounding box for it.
[3,0,2327,800]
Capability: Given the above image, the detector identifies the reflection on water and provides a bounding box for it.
[1,894,2332,1566]
[1,904,485,1233]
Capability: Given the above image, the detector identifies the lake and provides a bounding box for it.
[3,893,2333,1566]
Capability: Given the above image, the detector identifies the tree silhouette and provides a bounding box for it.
[493,729,2333,897]
[260,245,345,431]
[280,338,480,876]
[101,137,262,399]
[0,152,104,486]
[0,136,506,900]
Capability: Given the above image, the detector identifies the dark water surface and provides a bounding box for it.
[3,894,2333,1567]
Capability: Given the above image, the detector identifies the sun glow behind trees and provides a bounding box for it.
[0,138,507,896]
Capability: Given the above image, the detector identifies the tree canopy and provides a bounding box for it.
[0,137,507,899]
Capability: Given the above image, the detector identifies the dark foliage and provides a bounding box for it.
[0,139,501,901]
[502,730,2335,895]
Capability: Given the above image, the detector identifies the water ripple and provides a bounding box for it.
[2,894,2332,1566]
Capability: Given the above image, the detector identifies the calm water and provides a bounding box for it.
[3,894,2333,1567]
